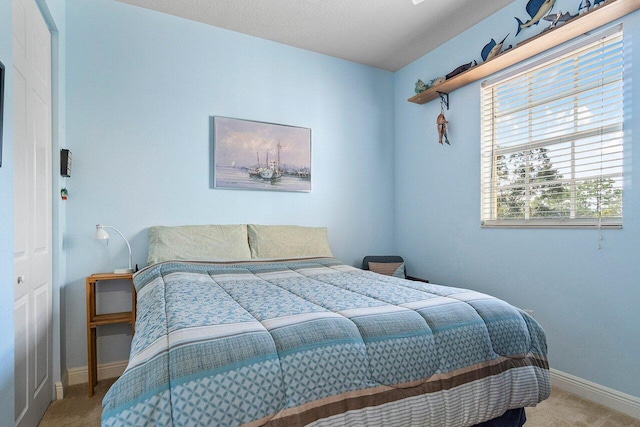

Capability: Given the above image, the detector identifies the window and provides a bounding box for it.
[481,26,624,228]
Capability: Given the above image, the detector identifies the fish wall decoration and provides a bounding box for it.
[446,60,477,80]
[543,10,577,29]
[578,0,590,13]
[579,0,606,13]
[515,0,556,36]
[481,34,510,62]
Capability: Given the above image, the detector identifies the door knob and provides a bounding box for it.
[17,276,25,284]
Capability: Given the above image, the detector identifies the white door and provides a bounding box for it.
[13,0,53,425]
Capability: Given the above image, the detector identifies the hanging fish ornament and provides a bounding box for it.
[515,0,556,36]
[437,113,450,145]
[481,34,510,63]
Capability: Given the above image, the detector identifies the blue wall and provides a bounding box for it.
[0,0,15,423]
[395,1,640,398]
[64,0,395,368]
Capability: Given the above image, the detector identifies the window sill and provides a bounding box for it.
[481,220,622,229]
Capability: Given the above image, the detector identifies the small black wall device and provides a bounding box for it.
[60,149,72,177]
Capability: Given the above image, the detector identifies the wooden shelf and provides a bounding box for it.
[89,272,134,281]
[408,0,640,105]
[85,272,136,397]
[90,311,134,327]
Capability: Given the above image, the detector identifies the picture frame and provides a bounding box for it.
[0,60,5,168]
[213,116,312,192]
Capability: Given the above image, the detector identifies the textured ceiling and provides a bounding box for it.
[117,0,515,72]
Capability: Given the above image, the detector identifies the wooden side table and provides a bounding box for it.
[85,272,136,397]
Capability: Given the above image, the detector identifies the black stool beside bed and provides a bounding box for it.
[362,255,429,283]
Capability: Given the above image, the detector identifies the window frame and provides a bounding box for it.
[480,25,624,229]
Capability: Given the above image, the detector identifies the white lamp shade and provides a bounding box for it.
[95,225,109,240]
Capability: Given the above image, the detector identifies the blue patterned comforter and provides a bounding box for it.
[102,258,549,426]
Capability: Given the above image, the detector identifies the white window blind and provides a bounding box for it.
[481,26,624,228]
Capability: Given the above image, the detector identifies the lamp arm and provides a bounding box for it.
[102,225,132,270]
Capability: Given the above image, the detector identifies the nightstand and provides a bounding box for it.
[85,272,136,397]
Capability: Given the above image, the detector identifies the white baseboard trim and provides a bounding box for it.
[55,381,64,400]
[551,368,640,420]
[56,371,69,400]
[66,360,128,386]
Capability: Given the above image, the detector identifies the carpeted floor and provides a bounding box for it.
[39,382,640,427]
[38,378,116,427]
[526,388,640,427]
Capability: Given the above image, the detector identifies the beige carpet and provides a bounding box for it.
[526,388,640,427]
[39,383,639,427]
[38,378,116,427]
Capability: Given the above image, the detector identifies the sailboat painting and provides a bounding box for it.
[213,116,312,192]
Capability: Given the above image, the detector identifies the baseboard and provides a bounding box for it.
[55,381,64,400]
[551,368,640,420]
[55,371,69,400]
[66,360,128,386]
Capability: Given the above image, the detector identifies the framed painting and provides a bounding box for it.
[0,60,4,167]
[213,116,311,192]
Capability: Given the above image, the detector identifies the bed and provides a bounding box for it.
[101,225,550,427]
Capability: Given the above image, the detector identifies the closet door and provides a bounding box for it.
[13,0,53,425]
